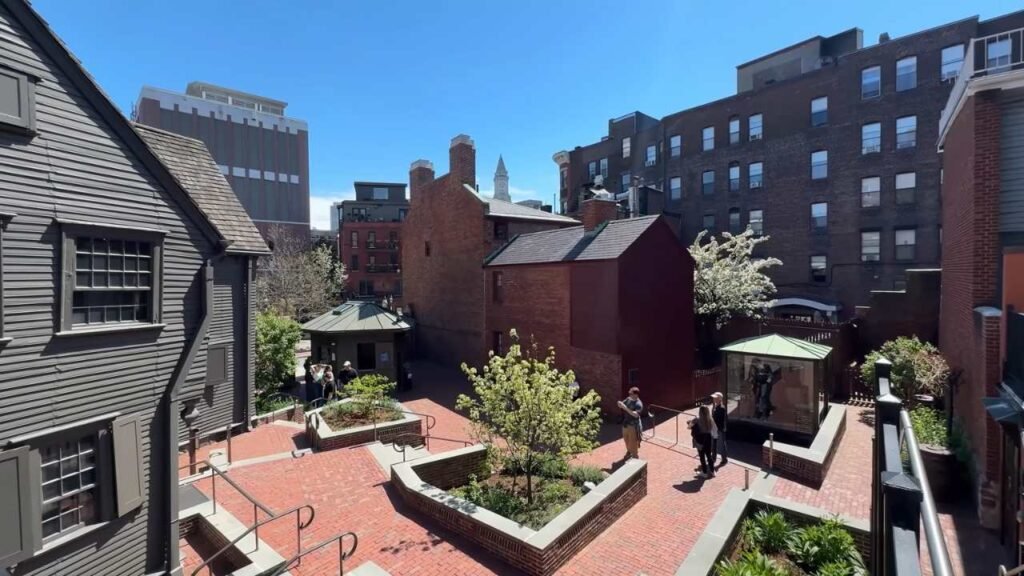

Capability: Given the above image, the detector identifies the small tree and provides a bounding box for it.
[689,228,782,328]
[256,225,346,321]
[456,330,602,503]
[255,311,302,402]
[861,336,950,400]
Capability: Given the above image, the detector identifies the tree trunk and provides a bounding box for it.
[525,454,534,504]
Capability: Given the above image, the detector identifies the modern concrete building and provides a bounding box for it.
[937,18,1024,557]
[135,82,310,241]
[337,182,409,304]
[555,11,1024,321]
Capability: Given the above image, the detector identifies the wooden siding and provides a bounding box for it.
[0,4,216,575]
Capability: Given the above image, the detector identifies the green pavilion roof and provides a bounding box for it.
[719,333,832,361]
[302,301,412,334]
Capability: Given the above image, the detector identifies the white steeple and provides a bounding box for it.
[493,155,510,202]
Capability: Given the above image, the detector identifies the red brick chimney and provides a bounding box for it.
[449,134,476,188]
[581,197,618,232]
[409,159,435,202]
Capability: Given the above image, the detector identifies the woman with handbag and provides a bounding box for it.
[690,405,719,479]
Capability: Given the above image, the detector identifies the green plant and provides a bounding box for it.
[255,311,302,396]
[861,337,950,400]
[716,550,787,576]
[457,330,602,504]
[817,561,862,576]
[742,510,793,554]
[788,517,864,573]
[908,407,949,448]
[450,476,523,519]
[502,453,569,479]
[343,373,397,415]
[568,465,607,487]
[255,395,294,414]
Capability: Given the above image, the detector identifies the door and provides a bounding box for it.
[1001,427,1020,555]
[357,342,376,371]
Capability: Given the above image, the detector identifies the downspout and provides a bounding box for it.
[165,249,224,575]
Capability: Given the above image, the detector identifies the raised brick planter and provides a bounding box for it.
[761,403,846,486]
[251,402,305,426]
[306,399,424,451]
[391,445,647,576]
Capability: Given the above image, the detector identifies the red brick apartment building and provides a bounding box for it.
[402,135,579,366]
[484,197,696,413]
[337,182,408,305]
[936,16,1024,559]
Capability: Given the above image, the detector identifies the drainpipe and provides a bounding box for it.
[165,254,219,575]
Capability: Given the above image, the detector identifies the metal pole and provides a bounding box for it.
[744,468,750,491]
[339,539,344,576]
[296,510,302,567]
[212,470,217,515]
[900,409,954,576]
[189,427,198,476]
[254,504,259,551]
[226,424,233,464]
[768,433,774,470]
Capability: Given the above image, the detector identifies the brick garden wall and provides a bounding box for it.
[761,412,846,486]
[746,498,871,568]
[311,415,424,451]
[412,446,489,490]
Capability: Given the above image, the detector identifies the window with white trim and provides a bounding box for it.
[810,97,827,127]
[895,172,916,205]
[862,123,881,154]
[987,36,1011,71]
[861,176,881,208]
[811,202,827,231]
[748,114,763,140]
[729,117,740,145]
[645,145,656,166]
[599,158,608,179]
[861,231,881,261]
[670,177,681,200]
[372,187,389,200]
[895,229,916,261]
[861,66,881,99]
[896,115,916,149]
[728,163,740,192]
[896,56,917,91]
[670,134,681,157]
[622,137,631,158]
[702,126,714,151]
[749,209,763,236]
[941,44,964,81]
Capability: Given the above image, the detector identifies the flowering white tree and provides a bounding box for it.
[689,228,782,328]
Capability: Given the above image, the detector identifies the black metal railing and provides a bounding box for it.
[391,432,473,462]
[871,358,952,576]
[366,263,400,273]
[189,504,315,576]
[270,531,358,576]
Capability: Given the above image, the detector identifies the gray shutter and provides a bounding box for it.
[0,446,39,566]
[112,415,144,516]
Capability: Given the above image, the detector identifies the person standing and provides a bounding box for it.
[691,405,718,478]
[322,366,337,400]
[617,387,643,461]
[338,360,359,388]
[710,392,728,466]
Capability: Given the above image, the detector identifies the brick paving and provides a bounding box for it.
[178,421,308,478]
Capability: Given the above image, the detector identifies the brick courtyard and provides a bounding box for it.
[182,363,1003,575]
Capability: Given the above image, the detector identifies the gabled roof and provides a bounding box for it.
[134,124,269,255]
[485,215,661,267]
[719,334,832,360]
[4,0,225,250]
[463,184,577,224]
[302,301,412,334]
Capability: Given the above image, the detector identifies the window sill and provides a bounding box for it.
[55,323,166,337]
[36,521,110,559]
[0,337,11,346]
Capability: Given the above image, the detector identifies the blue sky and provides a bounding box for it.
[33,0,1015,229]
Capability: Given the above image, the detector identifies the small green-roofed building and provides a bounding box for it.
[720,333,833,438]
[303,301,413,388]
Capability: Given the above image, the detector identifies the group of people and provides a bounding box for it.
[303,358,359,400]
[618,388,728,480]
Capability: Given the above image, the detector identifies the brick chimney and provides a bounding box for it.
[581,197,618,232]
[449,134,476,188]
[409,159,435,201]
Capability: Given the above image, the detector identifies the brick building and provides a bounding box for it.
[554,12,1023,321]
[402,135,578,367]
[936,17,1024,559]
[484,197,695,413]
[337,182,408,304]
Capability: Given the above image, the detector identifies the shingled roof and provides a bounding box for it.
[485,215,662,266]
[462,184,578,225]
[134,123,269,254]
[302,301,412,334]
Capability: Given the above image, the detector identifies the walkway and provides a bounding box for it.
[178,421,308,478]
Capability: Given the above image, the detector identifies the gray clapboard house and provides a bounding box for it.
[0,1,267,575]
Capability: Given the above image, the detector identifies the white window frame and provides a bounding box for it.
[702,126,714,151]
[896,115,917,149]
[749,162,763,189]
[749,114,763,140]
[810,255,827,282]
[861,176,881,208]
[749,209,763,235]
[670,135,681,157]
[728,163,740,191]
[895,229,916,261]
[861,66,881,99]
[862,123,881,154]
[645,145,656,167]
[895,172,916,205]
[729,117,740,144]
[861,231,881,262]
[670,176,682,200]
[622,137,631,158]
[896,56,917,91]
[987,36,1012,71]
[810,97,828,127]
[811,202,828,231]
[941,44,965,81]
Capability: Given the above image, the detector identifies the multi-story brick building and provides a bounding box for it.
[484,197,695,413]
[555,12,1022,321]
[135,82,310,241]
[937,16,1024,558]
[402,135,578,366]
[337,182,408,304]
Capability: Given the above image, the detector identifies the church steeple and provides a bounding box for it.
[493,155,510,202]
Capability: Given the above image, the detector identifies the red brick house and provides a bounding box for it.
[936,18,1024,557]
[484,197,696,413]
[402,135,578,366]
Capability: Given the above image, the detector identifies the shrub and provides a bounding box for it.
[788,517,864,573]
[817,561,861,576]
[742,510,793,554]
[450,476,522,519]
[861,337,950,400]
[255,311,302,395]
[716,550,788,576]
[502,453,569,479]
[343,374,397,415]
[568,465,607,487]
[909,407,948,449]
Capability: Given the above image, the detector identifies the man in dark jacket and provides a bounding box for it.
[710,392,728,465]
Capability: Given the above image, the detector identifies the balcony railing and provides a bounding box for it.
[940,27,1024,144]
[365,240,400,250]
[366,264,399,274]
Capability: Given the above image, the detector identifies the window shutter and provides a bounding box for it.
[112,415,144,516]
[0,446,39,566]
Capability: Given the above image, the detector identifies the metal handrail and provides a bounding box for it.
[1000,563,1024,576]
[643,401,709,447]
[391,432,473,462]
[178,459,275,518]
[189,504,316,576]
[258,392,301,423]
[899,409,953,576]
[270,531,358,576]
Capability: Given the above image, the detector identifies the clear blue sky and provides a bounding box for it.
[33,0,1015,228]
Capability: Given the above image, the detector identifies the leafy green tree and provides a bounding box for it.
[861,336,950,400]
[255,311,302,401]
[456,330,602,503]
